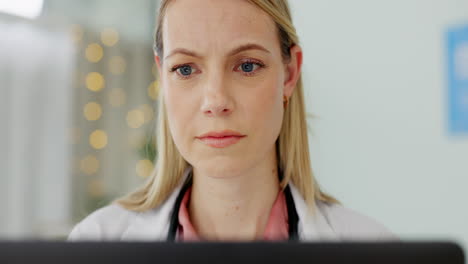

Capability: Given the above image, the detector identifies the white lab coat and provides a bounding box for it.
[68,167,396,241]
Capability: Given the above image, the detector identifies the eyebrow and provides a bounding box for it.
[164,43,271,60]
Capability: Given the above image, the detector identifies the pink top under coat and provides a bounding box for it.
[177,186,289,241]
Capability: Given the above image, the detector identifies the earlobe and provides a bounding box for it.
[283,45,303,98]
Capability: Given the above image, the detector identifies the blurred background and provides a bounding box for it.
[0,0,467,249]
[0,0,159,239]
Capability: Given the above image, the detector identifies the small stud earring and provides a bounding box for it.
[283,95,289,109]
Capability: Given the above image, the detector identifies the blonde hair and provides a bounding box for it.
[117,0,338,212]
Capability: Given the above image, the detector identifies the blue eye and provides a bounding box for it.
[241,62,255,72]
[178,65,193,76]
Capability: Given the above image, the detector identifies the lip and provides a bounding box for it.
[196,130,246,148]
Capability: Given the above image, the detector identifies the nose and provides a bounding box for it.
[200,74,234,117]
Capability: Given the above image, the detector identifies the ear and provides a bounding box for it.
[154,54,162,72]
[283,45,303,98]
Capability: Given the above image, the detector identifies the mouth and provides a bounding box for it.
[196,130,246,148]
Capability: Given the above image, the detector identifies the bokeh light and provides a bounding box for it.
[101,28,119,47]
[89,129,108,150]
[83,102,102,121]
[86,72,105,92]
[85,43,104,63]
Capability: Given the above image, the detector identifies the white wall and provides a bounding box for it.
[290,1,468,247]
[0,17,75,238]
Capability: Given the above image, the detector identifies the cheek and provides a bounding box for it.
[163,84,196,152]
[247,78,284,139]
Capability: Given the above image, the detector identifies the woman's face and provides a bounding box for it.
[157,0,299,177]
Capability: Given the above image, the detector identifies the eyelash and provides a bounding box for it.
[169,59,266,80]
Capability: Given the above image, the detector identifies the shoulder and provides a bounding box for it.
[288,183,397,241]
[316,201,397,240]
[67,203,139,241]
[68,173,190,241]
[68,194,177,241]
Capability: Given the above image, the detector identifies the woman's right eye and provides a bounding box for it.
[177,65,193,76]
[170,64,195,79]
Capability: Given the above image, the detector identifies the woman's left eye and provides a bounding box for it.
[238,62,262,73]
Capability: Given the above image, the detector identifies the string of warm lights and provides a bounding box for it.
[68,23,158,205]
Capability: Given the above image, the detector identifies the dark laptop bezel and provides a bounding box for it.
[0,241,464,264]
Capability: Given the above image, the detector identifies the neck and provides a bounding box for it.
[189,148,280,241]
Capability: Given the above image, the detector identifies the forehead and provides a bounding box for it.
[163,0,279,56]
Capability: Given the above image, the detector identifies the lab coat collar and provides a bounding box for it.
[121,166,339,241]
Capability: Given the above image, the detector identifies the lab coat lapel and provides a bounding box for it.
[121,167,192,241]
[289,183,339,241]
